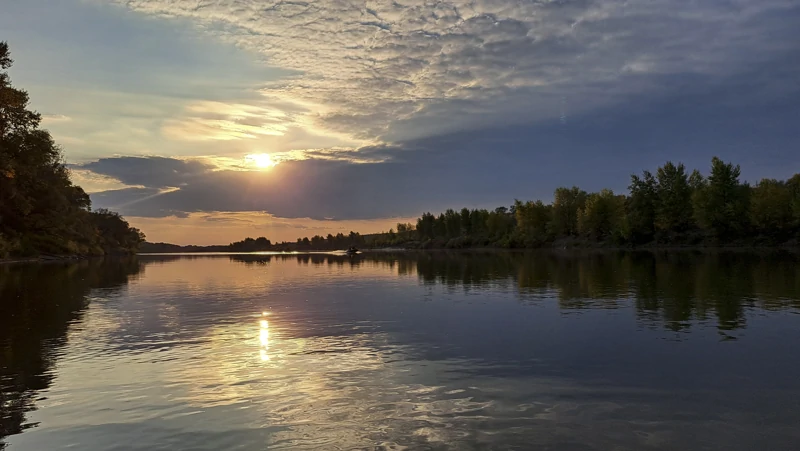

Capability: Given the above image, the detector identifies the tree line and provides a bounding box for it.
[338,159,796,250]
[145,153,799,253]
[0,42,144,258]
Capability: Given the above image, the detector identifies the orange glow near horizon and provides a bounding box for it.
[126,212,420,245]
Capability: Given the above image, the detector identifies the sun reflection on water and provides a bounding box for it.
[259,312,270,361]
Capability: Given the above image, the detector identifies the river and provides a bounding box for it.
[1,251,799,450]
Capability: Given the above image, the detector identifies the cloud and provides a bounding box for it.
[161,101,293,141]
[80,156,215,188]
[83,150,519,219]
[82,79,800,222]
[68,168,140,193]
[108,0,800,145]
[39,0,800,230]
[41,114,72,123]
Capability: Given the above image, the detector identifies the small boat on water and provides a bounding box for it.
[345,246,360,255]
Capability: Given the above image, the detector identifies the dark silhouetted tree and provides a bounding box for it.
[692,157,750,241]
[0,42,142,257]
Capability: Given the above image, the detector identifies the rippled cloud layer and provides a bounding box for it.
[109,0,800,144]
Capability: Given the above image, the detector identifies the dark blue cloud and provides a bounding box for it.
[85,83,800,220]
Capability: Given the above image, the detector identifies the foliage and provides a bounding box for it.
[289,157,798,250]
[0,42,142,258]
[514,200,551,245]
[577,189,627,242]
[627,170,657,244]
[750,179,794,242]
[655,162,693,235]
[229,236,272,252]
[551,187,587,237]
[692,157,751,242]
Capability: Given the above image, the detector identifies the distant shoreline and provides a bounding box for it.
[135,245,800,256]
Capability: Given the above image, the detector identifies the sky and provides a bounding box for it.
[2,0,799,245]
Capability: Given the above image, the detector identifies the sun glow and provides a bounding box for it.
[259,316,270,361]
[245,153,276,169]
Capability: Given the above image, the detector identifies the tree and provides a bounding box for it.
[444,209,460,238]
[627,170,657,244]
[655,162,693,235]
[416,213,436,240]
[91,209,146,254]
[460,208,472,235]
[486,207,513,239]
[692,157,750,241]
[396,223,415,240]
[788,174,800,236]
[551,187,587,237]
[750,179,793,241]
[434,213,447,238]
[577,189,626,241]
[0,42,40,139]
[470,209,488,236]
[0,42,142,257]
[515,199,551,243]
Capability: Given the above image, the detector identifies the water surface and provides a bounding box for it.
[2,251,800,450]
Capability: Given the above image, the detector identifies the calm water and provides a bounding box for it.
[2,252,800,450]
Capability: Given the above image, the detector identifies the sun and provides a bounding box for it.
[245,153,276,169]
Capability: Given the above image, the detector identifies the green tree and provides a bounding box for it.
[460,207,472,235]
[627,170,657,244]
[486,207,513,240]
[444,209,460,238]
[750,179,793,241]
[655,161,693,235]
[91,209,146,254]
[514,199,551,243]
[692,157,750,241]
[416,213,435,240]
[434,213,447,238]
[788,174,800,236]
[577,189,626,241]
[470,209,488,236]
[551,187,587,237]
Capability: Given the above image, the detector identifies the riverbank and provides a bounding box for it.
[0,254,94,265]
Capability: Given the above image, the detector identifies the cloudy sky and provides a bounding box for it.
[2,0,799,244]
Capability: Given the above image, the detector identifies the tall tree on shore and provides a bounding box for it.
[692,157,750,241]
[0,42,144,257]
[627,170,657,244]
[750,179,794,241]
[551,186,587,237]
[578,189,626,241]
[655,162,693,235]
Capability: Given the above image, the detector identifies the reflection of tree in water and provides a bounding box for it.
[0,258,143,449]
[228,252,416,271]
[629,252,791,332]
[226,251,800,332]
[417,250,800,332]
[265,250,800,333]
